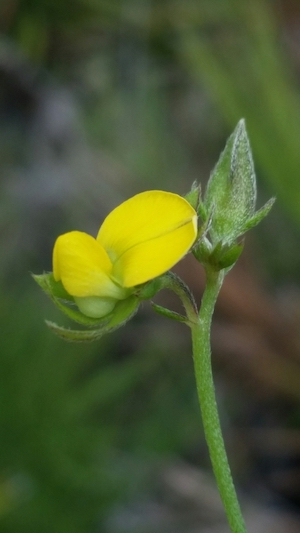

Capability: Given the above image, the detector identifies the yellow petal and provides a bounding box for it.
[97,191,197,287]
[53,231,125,298]
[115,221,197,286]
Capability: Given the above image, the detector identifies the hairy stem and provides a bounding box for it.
[191,269,247,533]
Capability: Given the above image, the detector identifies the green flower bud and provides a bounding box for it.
[204,119,256,245]
[192,119,275,272]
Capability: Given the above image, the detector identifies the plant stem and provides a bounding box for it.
[191,268,247,533]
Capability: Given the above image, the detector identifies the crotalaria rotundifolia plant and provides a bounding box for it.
[34,120,274,533]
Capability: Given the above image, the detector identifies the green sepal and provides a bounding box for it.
[192,237,213,264]
[107,295,139,328]
[151,303,188,324]
[185,181,201,210]
[45,321,107,342]
[136,277,164,300]
[193,238,244,271]
[210,241,244,270]
[33,272,73,301]
[45,295,140,342]
[197,198,207,223]
[185,181,207,222]
[33,273,105,326]
[241,197,275,233]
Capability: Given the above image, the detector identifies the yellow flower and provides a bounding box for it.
[53,190,197,317]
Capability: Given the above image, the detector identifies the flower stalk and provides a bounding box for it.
[191,268,247,533]
[157,271,198,323]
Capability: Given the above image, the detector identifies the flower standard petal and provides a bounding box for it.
[113,219,197,287]
[53,231,125,299]
[97,191,197,286]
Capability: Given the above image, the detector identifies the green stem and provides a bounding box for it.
[191,268,247,533]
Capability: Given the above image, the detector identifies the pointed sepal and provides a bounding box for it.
[45,321,107,342]
[33,273,105,326]
[185,181,201,211]
[151,303,189,324]
[45,295,140,342]
[33,273,140,341]
[242,197,275,233]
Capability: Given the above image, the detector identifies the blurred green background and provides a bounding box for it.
[1,1,300,532]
